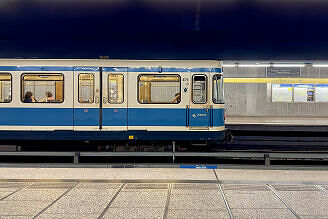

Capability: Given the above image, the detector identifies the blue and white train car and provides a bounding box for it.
[0,59,225,144]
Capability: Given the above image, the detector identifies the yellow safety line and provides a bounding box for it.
[224,78,328,84]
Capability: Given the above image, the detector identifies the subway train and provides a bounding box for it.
[0,59,225,146]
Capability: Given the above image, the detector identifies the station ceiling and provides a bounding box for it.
[0,0,328,59]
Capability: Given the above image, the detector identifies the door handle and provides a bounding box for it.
[95,97,99,103]
[103,97,107,104]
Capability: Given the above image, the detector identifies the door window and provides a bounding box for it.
[78,74,95,103]
[192,75,207,104]
[213,74,224,104]
[108,74,124,104]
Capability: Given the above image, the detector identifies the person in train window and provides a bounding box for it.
[4,91,11,102]
[171,93,181,103]
[23,91,37,103]
[40,91,55,103]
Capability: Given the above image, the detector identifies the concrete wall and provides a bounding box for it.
[224,66,328,117]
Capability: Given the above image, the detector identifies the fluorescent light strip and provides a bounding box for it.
[313,64,328,67]
[272,64,305,67]
[222,64,236,67]
[238,64,270,67]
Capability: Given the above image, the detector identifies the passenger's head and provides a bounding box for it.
[175,93,180,97]
[24,91,33,100]
[46,91,53,97]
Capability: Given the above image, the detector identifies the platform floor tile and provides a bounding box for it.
[4,189,67,201]
[166,209,230,219]
[232,208,296,219]
[301,216,328,219]
[110,190,167,208]
[0,188,19,193]
[0,216,31,219]
[0,201,51,216]
[103,207,164,219]
[272,185,328,218]
[67,188,119,197]
[171,183,218,195]
[28,182,75,190]
[37,213,100,219]
[168,193,227,211]
[222,184,295,218]
[222,185,286,209]
[0,191,14,200]
[43,193,116,214]
[225,192,287,209]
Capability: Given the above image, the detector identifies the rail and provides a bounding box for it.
[0,150,328,165]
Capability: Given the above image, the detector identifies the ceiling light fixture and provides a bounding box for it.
[222,64,236,67]
[238,64,270,67]
[313,64,328,67]
[272,64,305,67]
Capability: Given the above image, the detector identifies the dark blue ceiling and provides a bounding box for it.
[1,0,328,59]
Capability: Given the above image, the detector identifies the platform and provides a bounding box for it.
[226,116,328,126]
[0,166,327,218]
[226,116,328,132]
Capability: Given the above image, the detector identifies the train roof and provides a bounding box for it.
[0,59,222,68]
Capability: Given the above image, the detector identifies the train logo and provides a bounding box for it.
[192,113,207,118]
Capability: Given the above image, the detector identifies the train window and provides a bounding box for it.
[138,75,180,104]
[0,73,12,103]
[192,75,207,104]
[108,74,124,104]
[21,74,64,103]
[78,74,94,103]
[213,74,224,104]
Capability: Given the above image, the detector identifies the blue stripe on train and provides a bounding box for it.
[128,108,186,126]
[0,107,224,127]
[0,108,73,126]
[74,108,99,126]
[74,108,128,126]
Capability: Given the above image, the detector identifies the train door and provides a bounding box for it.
[189,73,210,128]
[73,67,100,130]
[102,69,128,131]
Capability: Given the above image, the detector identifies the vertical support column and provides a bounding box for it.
[74,152,80,164]
[264,154,270,166]
[172,141,176,164]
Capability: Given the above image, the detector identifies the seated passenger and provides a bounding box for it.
[171,93,181,103]
[23,91,36,103]
[4,91,11,102]
[40,91,55,103]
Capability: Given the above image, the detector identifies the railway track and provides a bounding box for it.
[0,150,327,166]
[0,129,327,165]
